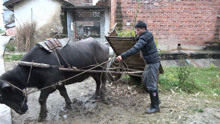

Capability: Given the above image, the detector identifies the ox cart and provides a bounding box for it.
[17,29,163,84]
[105,36,145,82]
[2,36,163,120]
[105,26,164,82]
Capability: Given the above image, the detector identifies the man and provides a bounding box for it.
[116,21,160,114]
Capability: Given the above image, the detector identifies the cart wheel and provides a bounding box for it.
[106,59,127,83]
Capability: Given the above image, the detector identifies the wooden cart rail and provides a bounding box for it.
[8,58,128,97]
[18,61,143,76]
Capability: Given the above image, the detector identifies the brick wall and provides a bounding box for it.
[6,27,16,36]
[112,0,220,51]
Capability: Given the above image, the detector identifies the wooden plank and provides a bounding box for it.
[59,68,143,74]
[18,61,51,68]
[106,36,137,56]
[108,40,135,43]
[106,36,136,40]
[108,42,135,47]
[108,39,136,43]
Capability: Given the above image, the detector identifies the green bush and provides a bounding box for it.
[0,29,5,33]
[4,43,15,52]
[177,66,203,93]
[117,30,135,37]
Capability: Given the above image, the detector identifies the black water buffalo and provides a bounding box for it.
[0,37,109,121]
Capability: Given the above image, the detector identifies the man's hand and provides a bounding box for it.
[116,56,122,61]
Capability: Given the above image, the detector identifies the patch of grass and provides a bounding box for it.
[4,54,23,62]
[4,43,16,52]
[159,66,220,94]
[159,67,179,92]
[121,74,130,82]
[119,66,220,95]
[189,66,220,94]
[193,108,204,113]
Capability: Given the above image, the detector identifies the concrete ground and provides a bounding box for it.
[0,35,12,124]
[161,59,220,67]
[160,50,220,67]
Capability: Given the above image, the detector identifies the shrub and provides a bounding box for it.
[177,66,202,93]
[16,22,37,52]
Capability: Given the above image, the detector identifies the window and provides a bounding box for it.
[75,21,100,39]
[74,10,102,39]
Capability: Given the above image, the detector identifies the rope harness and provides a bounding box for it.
[3,40,144,109]
[3,58,113,109]
[3,56,145,110]
[4,57,142,95]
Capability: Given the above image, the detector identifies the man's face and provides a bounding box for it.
[135,28,146,36]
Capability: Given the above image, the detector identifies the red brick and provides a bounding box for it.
[112,0,220,48]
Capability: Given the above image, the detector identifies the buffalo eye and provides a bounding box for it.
[2,87,12,93]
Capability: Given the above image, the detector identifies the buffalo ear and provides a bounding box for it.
[0,94,2,103]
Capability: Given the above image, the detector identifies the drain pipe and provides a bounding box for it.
[185,59,191,65]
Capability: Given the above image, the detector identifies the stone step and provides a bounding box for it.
[160,51,220,60]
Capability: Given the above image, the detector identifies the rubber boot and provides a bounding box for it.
[145,90,160,114]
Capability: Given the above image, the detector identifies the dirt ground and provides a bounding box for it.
[4,62,220,124]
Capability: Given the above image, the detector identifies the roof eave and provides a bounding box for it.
[3,0,22,11]
[61,6,110,10]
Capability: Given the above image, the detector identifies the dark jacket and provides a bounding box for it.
[121,30,160,64]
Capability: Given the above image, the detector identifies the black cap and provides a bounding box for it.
[135,20,147,29]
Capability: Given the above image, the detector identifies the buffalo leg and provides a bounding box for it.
[100,72,107,100]
[93,74,101,99]
[92,72,106,101]
[38,88,56,122]
[57,85,72,109]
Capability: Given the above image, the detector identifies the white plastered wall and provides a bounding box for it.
[14,0,62,31]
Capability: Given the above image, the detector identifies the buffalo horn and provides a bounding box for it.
[2,81,11,88]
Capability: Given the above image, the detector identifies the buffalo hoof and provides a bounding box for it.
[101,98,110,105]
[38,115,47,122]
[91,95,101,101]
[90,95,109,104]
[64,105,72,110]
[38,112,47,122]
